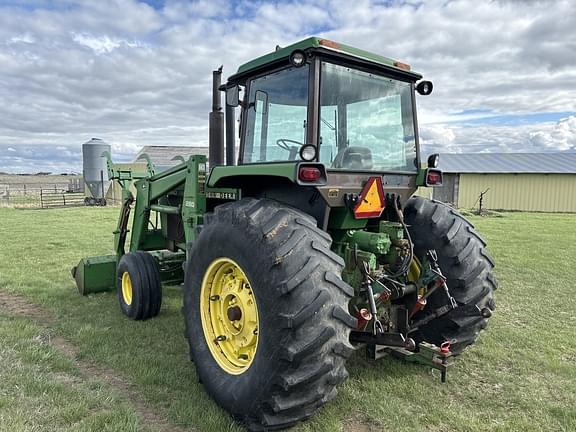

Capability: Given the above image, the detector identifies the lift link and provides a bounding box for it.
[427,249,458,310]
[364,269,383,335]
[350,247,417,350]
[410,249,458,320]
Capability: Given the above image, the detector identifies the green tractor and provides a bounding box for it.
[72,37,497,431]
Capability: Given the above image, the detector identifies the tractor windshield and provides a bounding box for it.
[319,62,417,172]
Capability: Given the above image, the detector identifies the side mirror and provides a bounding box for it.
[427,153,439,168]
[226,84,240,107]
[416,80,433,96]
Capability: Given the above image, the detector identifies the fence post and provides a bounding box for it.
[63,194,66,206]
[101,169,105,201]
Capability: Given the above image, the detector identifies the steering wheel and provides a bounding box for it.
[276,139,303,160]
[276,138,303,151]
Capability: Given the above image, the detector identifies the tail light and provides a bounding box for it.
[298,167,321,182]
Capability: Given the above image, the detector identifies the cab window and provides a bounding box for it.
[243,65,309,163]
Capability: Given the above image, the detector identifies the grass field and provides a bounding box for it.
[0,207,575,431]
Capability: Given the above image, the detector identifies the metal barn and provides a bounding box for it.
[134,146,209,170]
[426,153,576,213]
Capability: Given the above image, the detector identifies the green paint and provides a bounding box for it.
[379,221,404,240]
[415,167,427,186]
[73,250,186,296]
[207,162,298,187]
[332,222,404,294]
[233,37,421,79]
[378,221,405,265]
[328,208,368,230]
[129,178,151,252]
[72,255,116,295]
[348,230,392,255]
[387,342,452,380]
[181,155,207,246]
[341,248,376,295]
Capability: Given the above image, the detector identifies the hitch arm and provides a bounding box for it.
[388,341,453,383]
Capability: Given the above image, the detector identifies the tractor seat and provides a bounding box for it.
[332,146,373,170]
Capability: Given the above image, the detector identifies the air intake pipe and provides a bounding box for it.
[209,66,224,167]
[225,103,235,166]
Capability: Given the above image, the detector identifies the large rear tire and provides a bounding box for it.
[183,198,356,431]
[404,197,497,355]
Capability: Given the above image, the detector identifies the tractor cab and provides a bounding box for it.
[230,38,423,174]
[210,37,439,214]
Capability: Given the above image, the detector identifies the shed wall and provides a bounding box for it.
[458,173,576,212]
[414,186,433,199]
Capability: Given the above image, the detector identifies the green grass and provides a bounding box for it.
[0,314,150,432]
[0,207,575,431]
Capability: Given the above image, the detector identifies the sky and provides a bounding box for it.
[0,0,575,173]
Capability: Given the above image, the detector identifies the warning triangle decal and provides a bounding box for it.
[353,177,386,219]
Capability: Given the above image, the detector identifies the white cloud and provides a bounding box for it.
[111,141,145,155]
[72,33,143,55]
[420,124,457,151]
[0,0,575,172]
[420,116,576,155]
[7,32,35,44]
[528,116,576,151]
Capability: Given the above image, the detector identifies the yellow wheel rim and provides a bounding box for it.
[121,272,133,305]
[200,258,259,375]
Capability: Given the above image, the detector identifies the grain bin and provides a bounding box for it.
[82,138,111,205]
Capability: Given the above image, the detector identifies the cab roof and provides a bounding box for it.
[232,37,422,81]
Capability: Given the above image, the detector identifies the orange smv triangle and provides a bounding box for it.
[353,177,386,219]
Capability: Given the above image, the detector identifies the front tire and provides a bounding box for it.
[116,251,162,320]
[183,198,355,431]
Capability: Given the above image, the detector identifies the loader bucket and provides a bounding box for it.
[71,255,117,295]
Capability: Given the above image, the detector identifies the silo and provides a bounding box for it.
[82,138,111,203]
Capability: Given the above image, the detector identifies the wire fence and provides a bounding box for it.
[0,179,86,209]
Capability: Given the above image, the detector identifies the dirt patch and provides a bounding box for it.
[342,417,382,432]
[0,291,54,325]
[0,290,192,432]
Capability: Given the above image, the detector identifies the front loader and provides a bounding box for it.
[72,37,497,431]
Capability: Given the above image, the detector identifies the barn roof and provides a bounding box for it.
[133,146,209,171]
[438,153,576,174]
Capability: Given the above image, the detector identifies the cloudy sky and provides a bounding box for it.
[1,0,575,173]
